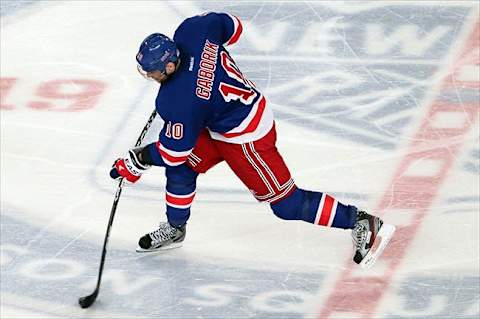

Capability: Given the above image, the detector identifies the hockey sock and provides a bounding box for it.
[165,165,199,227]
[270,188,357,229]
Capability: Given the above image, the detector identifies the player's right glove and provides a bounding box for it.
[109,148,150,183]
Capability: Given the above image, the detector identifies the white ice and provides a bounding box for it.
[1,1,479,318]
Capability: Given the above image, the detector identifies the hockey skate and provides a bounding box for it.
[136,222,186,253]
[352,211,395,269]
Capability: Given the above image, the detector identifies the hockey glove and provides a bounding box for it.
[110,148,150,183]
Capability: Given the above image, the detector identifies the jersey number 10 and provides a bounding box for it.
[165,121,184,140]
[219,51,257,105]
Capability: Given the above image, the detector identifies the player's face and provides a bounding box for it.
[145,62,177,84]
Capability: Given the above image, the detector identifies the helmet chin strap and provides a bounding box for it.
[137,64,155,80]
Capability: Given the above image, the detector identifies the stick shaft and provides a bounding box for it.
[83,109,157,305]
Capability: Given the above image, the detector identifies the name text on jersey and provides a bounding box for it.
[196,39,219,100]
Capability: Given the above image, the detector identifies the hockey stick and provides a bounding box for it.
[78,109,157,308]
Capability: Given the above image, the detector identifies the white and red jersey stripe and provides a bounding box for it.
[225,14,243,46]
[208,95,274,144]
[314,194,339,227]
[155,142,192,166]
[165,190,196,209]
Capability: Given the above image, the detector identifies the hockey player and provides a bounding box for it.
[110,12,395,268]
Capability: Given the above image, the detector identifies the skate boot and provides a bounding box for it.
[352,211,395,269]
[136,222,186,253]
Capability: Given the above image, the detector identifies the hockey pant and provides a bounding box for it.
[164,125,357,230]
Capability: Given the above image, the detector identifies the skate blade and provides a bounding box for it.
[359,224,396,269]
[135,242,183,253]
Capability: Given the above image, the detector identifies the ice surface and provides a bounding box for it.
[1,1,479,318]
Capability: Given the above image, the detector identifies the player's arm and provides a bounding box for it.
[110,113,204,183]
[215,12,243,46]
[182,12,243,47]
[141,123,195,168]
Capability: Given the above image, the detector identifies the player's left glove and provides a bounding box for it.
[109,148,150,183]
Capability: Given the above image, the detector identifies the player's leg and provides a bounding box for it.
[270,188,357,228]
[217,124,395,267]
[215,125,297,203]
[137,130,224,252]
[217,125,357,228]
[137,164,197,252]
[272,189,395,268]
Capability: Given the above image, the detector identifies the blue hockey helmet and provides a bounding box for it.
[136,33,179,74]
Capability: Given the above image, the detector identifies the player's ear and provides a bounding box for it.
[166,61,178,75]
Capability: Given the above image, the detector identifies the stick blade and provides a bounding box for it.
[78,289,99,308]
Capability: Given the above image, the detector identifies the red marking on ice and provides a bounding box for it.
[1,78,106,111]
[29,79,106,111]
[0,77,17,110]
[318,21,479,319]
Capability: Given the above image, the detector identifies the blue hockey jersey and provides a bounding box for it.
[146,12,273,167]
